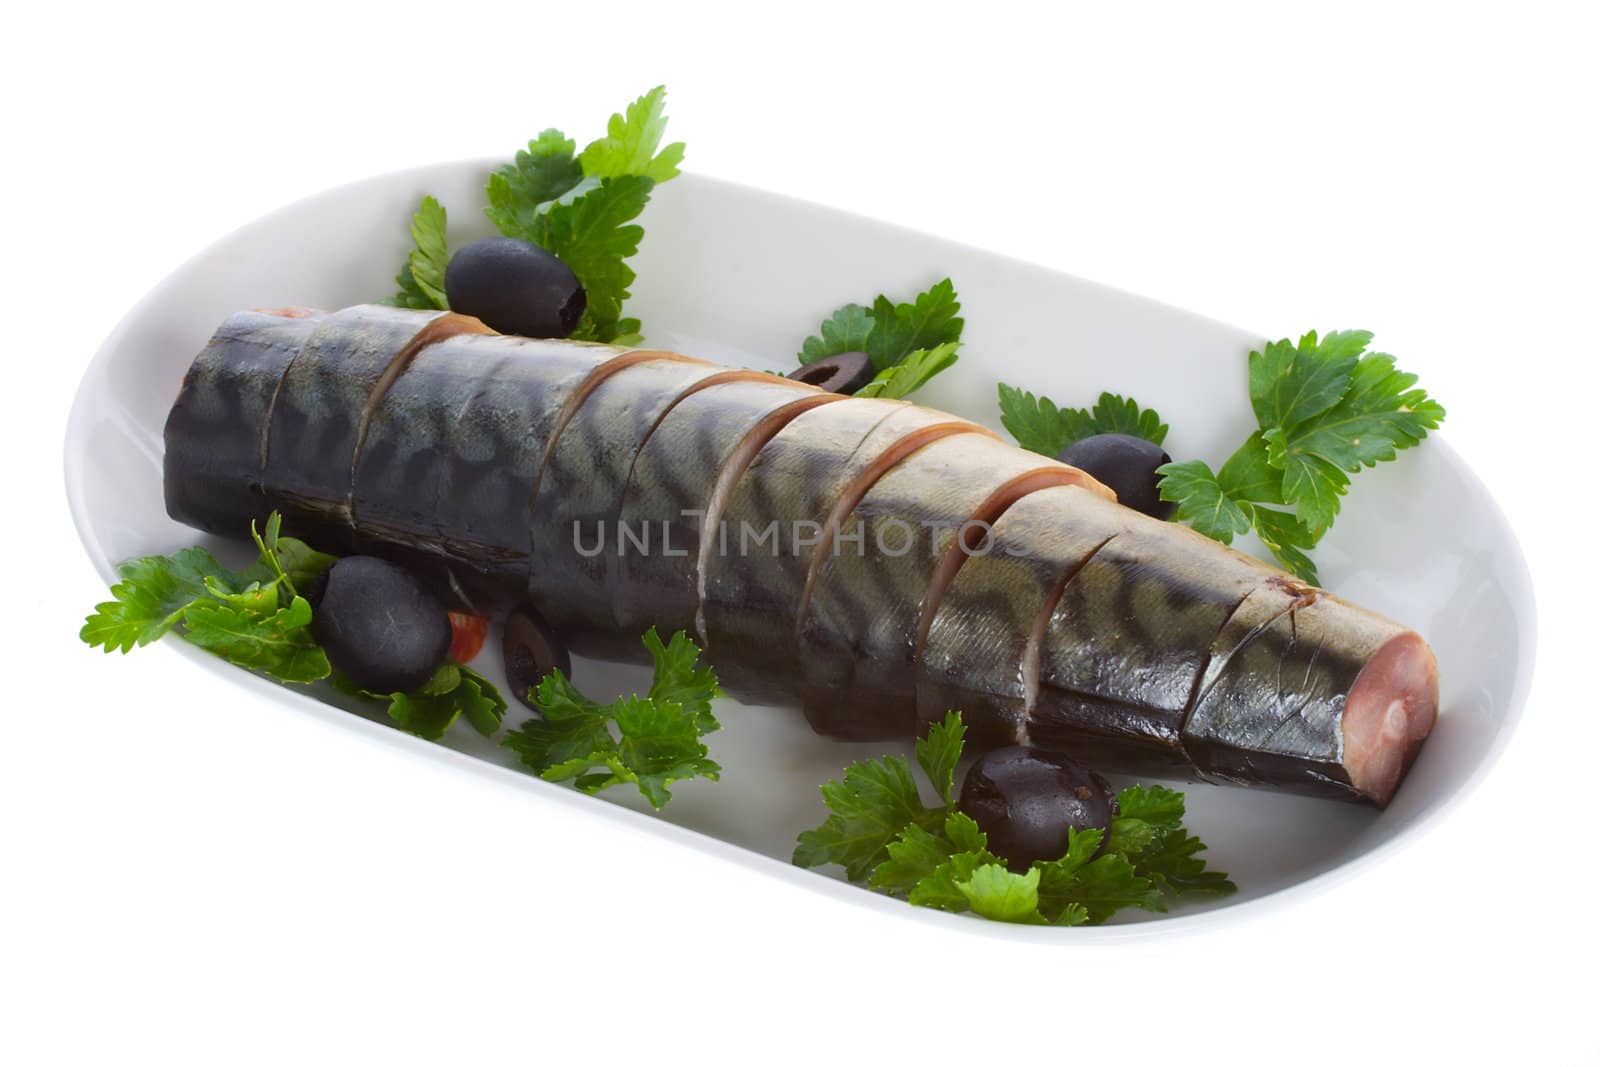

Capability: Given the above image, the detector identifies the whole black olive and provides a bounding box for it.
[958,746,1118,870]
[1058,433,1176,519]
[444,237,586,339]
[308,556,452,694]
[787,352,875,395]
[503,605,573,711]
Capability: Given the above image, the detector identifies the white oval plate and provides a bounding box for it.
[65,163,1536,938]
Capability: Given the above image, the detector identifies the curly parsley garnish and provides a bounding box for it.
[80,513,336,683]
[793,712,1233,925]
[797,278,965,399]
[503,628,722,809]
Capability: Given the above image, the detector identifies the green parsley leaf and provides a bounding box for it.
[793,755,938,882]
[485,129,586,239]
[243,512,336,597]
[908,848,1006,913]
[503,627,721,809]
[531,175,655,343]
[855,342,961,400]
[1262,348,1447,533]
[1107,785,1235,899]
[796,280,964,399]
[999,385,1168,456]
[1155,460,1252,542]
[579,85,686,184]
[339,661,508,741]
[1158,330,1441,582]
[1036,831,1164,927]
[81,547,234,652]
[645,627,722,732]
[865,278,963,371]
[1113,783,1186,827]
[383,196,450,311]
[795,712,1232,926]
[1246,503,1321,584]
[956,864,1047,924]
[181,595,330,684]
[915,711,965,806]
[1248,330,1364,430]
[798,303,875,364]
[384,266,437,310]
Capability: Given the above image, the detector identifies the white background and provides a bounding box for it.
[4,1,1596,1062]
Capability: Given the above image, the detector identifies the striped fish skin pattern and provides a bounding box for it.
[163,310,327,536]
[918,485,1134,750]
[702,400,977,702]
[611,376,826,643]
[1184,590,1407,796]
[162,306,1439,806]
[528,356,726,645]
[795,433,1088,741]
[261,305,450,553]
[1029,518,1286,775]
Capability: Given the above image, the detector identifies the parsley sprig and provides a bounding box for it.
[504,628,723,809]
[82,513,510,742]
[797,278,965,399]
[1157,330,1444,583]
[793,712,1233,925]
[998,386,1169,456]
[80,513,336,683]
[384,86,684,345]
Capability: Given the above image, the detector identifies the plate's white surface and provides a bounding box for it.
[64,163,1536,938]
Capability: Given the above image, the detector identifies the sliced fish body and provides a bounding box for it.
[703,400,988,701]
[1183,588,1437,804]
[1029,518,1283,774]
[261,305,461,552]
[918,485,1135,749]
[611,377,838,645]
[527,355,726,643]
[163,306,1442,807]
[350,331,624,603]
[163,309,327,535]
[797,433,1104,740]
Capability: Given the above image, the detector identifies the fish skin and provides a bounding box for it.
[350,331,623,606]
[703,400,984,701]
[918,485,1135,750]
[528,356,726,643]
[1029,517,1284,774]
[1183,588,1406,799]
[611,376,827,646]
[163,310,327,535]
[796,433,1087,740]
[262,305,451,553]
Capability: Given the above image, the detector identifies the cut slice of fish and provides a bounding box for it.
[351,330,626,601]
[796,432,1111,740]
[1028,519,1284,774]
[917,485,1135,749]
[611,377,839,645]
[702,399,992,702]
[163,309,328,536]
[527,354,728,644]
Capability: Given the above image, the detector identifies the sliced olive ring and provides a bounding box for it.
[502,604,573,711]
[787,351,875,395]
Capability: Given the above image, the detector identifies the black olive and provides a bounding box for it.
[1058,433,1176,519]
[958,746,1118,870]
[787,352,875,395]
[308,557,452,694]
[502,604,573,711]
[444,237,586,339]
